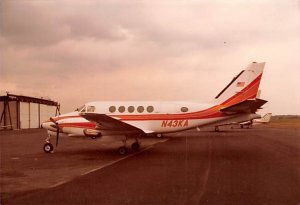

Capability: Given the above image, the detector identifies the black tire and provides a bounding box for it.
[215,127,219,132]
[156,133,163,138]
[131,142,140,151]
[43,143,53,153]
[118,146,128,155]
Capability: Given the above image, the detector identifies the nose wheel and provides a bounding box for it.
[43,143,54,153]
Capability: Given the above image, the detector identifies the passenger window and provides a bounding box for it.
[137,106,144,113]
[87,106,95,112]
[181,107,189,112]
[147,106,154,113]
[118,106,125,113]
[128,106,135,113]
[109,106,116,113]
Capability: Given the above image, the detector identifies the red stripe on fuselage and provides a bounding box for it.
[59,122,96,129]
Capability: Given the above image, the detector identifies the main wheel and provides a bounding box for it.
[131,142,140,151]
[215,126,219,132]
[118,146,128,155]
[156,133,163,138]
[43,143,53,153]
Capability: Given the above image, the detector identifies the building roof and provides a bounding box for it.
[0,93,59,106]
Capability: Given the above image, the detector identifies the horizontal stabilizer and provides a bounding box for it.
[220,98,267,114]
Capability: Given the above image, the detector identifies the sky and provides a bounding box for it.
[0,0,299,115]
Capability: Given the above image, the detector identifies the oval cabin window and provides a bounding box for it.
[109,106,116,113]
[118,106,125,113]
[181,107,189,112]
[147,106,154,113]
[137,106,144,113]
[128,106,135,113]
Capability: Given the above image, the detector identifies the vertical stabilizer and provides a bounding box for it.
[215,62,265,107]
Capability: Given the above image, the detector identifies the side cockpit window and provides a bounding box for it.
[87,106,95,112]
[181,107,189,112]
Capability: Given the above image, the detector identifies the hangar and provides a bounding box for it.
[0,93,60,130]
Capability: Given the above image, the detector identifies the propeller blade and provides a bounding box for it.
[56,126,59,147]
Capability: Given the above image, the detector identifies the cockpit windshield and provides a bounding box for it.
[75,105,85,112]
[75,105,95,113]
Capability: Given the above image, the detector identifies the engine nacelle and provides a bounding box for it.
[83,129,102,139]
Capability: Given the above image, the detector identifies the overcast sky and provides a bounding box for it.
[1,0,299,115]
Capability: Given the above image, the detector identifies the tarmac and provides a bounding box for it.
[1,124,300,205]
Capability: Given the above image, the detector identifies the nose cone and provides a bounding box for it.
[42,121,57,132]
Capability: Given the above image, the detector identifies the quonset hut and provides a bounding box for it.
[0,93,60,130]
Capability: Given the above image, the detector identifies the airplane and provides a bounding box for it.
[42,62,267,155]
[238,113,272,128]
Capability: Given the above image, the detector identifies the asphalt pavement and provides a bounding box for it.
[1,127,300,205]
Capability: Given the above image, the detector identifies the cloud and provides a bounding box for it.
[0,0,299,114]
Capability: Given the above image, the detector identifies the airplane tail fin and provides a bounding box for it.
[215,62,265,108]
[260,113,272,123]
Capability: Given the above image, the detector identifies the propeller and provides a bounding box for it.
[50,117,60,147]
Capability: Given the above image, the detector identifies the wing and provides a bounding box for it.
[220,98,267,114]
[80,113,142,131]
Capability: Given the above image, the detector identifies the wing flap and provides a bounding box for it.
[220,98,267,114]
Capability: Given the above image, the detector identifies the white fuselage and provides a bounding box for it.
[42,101,259,138]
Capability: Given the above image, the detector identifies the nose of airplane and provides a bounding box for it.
[41,121,57,132]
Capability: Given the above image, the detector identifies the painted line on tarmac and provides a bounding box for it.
[82,138,169,176]
[50,138,169,188]
[189,135,213,203]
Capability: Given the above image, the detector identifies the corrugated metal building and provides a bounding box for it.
[0,93,60,130]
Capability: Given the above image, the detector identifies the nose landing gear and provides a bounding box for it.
[43,135,54,153]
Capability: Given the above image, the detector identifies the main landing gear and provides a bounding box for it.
[117,135,141,155]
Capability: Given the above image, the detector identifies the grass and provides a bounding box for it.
[264,119,300,129]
